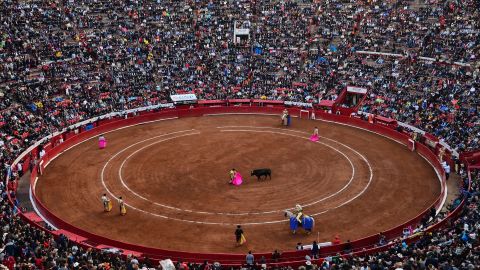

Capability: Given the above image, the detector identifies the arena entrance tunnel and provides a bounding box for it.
[8,105,453,267]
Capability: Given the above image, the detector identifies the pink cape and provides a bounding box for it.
[99,139,107,149]
[310,134,319,142]
[232,172,243,186]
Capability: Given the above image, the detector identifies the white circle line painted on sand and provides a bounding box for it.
[101,127,373,225]
[217,126,374,216]
[116,128,356,215]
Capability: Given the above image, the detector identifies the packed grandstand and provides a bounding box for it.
[0,0,479,269]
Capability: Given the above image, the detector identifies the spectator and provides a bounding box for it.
[379,232,387,246]
[305,260,313,270]
[311,241,319,259]
[443,161,451,180]
[271,249,281,263]
[245,251,254,266]
[343,240,352,254]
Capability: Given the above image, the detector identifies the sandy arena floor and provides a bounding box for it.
[36,115,440,253]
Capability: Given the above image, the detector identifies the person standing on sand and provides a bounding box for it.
[235,225,246,246]
[101,193,112,212]
[118,196,127,216]
[281,109,288,126]
[310,127,319,142]
[229,169,236,184]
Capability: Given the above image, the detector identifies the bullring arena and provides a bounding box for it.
[28,107,443,263]
[2,0,479,268]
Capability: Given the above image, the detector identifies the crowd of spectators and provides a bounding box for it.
[1,0,479,269]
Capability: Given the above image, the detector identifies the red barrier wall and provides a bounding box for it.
[9,105,456,266]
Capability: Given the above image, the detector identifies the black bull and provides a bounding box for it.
[251,169,272,180]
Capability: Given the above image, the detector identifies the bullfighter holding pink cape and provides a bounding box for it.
[229,169,243,186]
[310,127,319,142]
[99,134,107,149]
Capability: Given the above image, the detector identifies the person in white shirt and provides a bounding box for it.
[442,161,450,180]
[101,194,111,212]
[17,162,23,177]
[39,149,46,159]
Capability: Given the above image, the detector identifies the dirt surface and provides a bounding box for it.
[36,115,440,253]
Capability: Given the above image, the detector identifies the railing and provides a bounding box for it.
[6,104,461,266]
